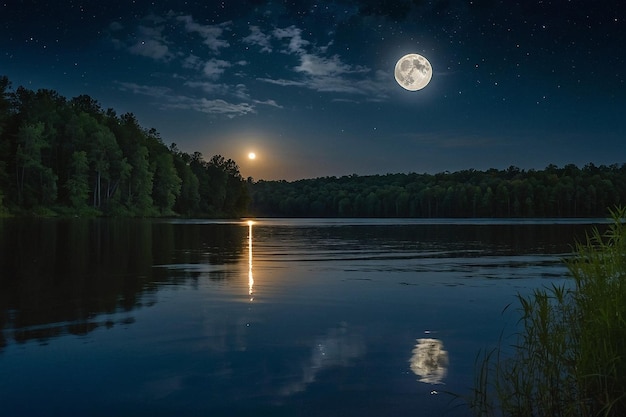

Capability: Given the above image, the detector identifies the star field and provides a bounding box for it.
[1,0,624,180]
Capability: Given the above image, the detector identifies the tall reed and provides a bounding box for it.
[468,207,626,417]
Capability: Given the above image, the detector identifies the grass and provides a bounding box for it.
[467,206,626,417]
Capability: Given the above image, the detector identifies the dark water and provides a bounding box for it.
[0,218,606,416]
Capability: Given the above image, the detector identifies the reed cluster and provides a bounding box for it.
[469,207,626,417]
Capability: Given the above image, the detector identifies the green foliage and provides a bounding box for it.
[248,165,626,218]
[0,188,7,217]
[568,207,626,416]
[468,207,626,417]
[0,75,249,218]
[1,73,622,219]
[0,75,10,138]
[171,145,200,215]
[15,122,58,207]
[152,152,182,215]
[65,150,90,210]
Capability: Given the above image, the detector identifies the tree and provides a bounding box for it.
[0,76,12,211]
[128,145,154,216]
[0,76,10,138]
[189,151,211,214]
[65,150,90,210]
[152,152,181,215]
[15,122,57,207]
[0,76,254,217]
[85,122,122,209]
[203,155,248,216]
[170,146,200,215]
[70,94,102,117]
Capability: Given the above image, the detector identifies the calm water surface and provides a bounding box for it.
[0,218,606,416]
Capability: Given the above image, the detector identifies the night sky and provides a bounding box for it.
[2,1,624,180]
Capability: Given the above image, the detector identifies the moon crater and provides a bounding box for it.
[394,53,432,91]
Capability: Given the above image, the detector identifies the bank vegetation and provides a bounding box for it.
[468,207,626,416]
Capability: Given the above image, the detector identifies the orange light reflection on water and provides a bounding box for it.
[247,220,254,301]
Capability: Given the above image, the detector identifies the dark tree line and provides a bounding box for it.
[248,164,626,218]
[2,75,623,219]
[0,75,249,217]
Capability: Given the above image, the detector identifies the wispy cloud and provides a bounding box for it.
[295,53,368,77]
[116,81,256,118]
[165,96,255,118]
[176,15,230,53]
[301,70,388,98]
[251,24,388,98]
[256,77,306,87]
[120,22,173,61]
[110,13,390,118]
[116,82,172,97]
[128,37,172,61]
[109,13,230,66]
[253,98,283,108]
[243,26,272,53]
[182,54,203,70]
[184,81,231,95]
[273,26,310,54]
[202,58,231,80]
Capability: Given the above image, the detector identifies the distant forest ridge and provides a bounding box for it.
[0,75,624,218]
[247,164,626,218]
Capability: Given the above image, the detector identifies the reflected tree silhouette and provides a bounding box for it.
[0,218,247,348]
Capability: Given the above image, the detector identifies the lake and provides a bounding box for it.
[0,217,607,416]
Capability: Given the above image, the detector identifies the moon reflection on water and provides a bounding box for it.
[409,338,449,385]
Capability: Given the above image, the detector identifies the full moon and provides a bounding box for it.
[394,53,432,91]
[248,152,256,160]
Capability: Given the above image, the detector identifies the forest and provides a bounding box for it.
[1,75,624,219]
[247,164,626,218]
[0,76,249,217]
